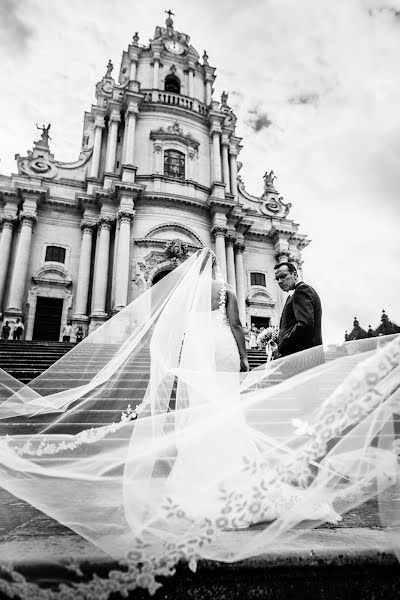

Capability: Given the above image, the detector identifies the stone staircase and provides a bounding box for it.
[0,342,271,437]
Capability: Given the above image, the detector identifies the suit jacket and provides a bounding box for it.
[278,282,322,357]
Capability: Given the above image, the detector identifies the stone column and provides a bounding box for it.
[152,56,160,90]
[6,213,37,315]
[73,221,95,317]
[225,235,236,291]
[229,150,238,201]
[211,226,227,281]
[129,60,137,81]
[221,135,231,193]
[234,243,246,326]
[105,110,120,173]
[123,107,137,165]
[113,211,133,311]
[91,217,113,316]
[188,65,194,97]
[89,116,105,178]
[205,78,212,105]
[211,130,222,182]
[0,217,16,310]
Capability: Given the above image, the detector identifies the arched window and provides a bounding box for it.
[165,73,181,94]
[45,245,66,264]
[164,150,185,180]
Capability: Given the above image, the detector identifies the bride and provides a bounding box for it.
[0,248,399,597]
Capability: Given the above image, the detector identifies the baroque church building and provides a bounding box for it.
[0,15,309,342]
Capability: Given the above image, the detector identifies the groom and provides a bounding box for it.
[274,262,322,357]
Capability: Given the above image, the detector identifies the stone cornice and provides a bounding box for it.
[135,174,209,195]
[16,184,48,202]
[134,237,202,251]
[138,192,206,211]
[140,102,206,126]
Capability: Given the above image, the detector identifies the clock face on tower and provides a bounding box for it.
[164,39,185,55]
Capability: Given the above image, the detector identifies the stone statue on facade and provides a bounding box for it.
[263,169,276,189]
[132,32,139,46]
[164,239,188,262]
[202,51,209,66]
[105,59,113,78]
[221,91,229,108]
[36,123,51,142]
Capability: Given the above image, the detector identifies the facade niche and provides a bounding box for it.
[165,73,181,94]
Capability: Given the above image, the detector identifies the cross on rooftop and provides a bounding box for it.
[165,9,175,19]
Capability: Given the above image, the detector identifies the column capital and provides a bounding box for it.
[234,242,245,253]
[211,127,222,137]
[94,116,106,129]
[109,110,121,124]
[126,106,138,119]
[1,215,18,230]
[211,225,227,239]
[229,147,238,158]
[80,219,96,233]
[98,216,115,230]
[117,210,134,224]
[225,234,236,246]
[19,212,37,227]
[221,134,230,147]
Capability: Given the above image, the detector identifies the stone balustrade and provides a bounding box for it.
[142,90,207,115]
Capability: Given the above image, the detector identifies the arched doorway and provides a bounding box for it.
[152,268,173,286]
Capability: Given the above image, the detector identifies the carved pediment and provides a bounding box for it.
[150,121,200,149]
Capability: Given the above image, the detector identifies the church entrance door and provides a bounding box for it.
[152,269,173,286]
[32,297,63,341]
[251,316,270,329]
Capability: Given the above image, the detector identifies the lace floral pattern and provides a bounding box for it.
[284,336,400,487]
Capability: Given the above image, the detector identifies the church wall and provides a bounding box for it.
[136,57,153,89]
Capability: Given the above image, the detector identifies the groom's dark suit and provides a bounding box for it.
[278,282,322,357]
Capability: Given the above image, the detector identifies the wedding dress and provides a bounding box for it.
[0,248,399,598]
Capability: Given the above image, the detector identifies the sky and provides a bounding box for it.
[0,0,399,344]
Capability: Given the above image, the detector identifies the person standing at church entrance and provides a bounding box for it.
[13,318,24,341]
[274,262,322,357]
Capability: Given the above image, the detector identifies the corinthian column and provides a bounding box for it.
[7,213,37,314]
[89,117,105,178]
[229,150,238,201]
[211,226,227,281]
[123,107,137,165]
[113,211,133,311]
[234,243,246,326]
[221,135,231,193]
[73,221,95,317]
[0,217,16,310]
[225,235,236,291]
[105,110,120,173]
[91,217,113,316]
[152,56,160,90]
[188,65,194,97]
[211,130,222,182]
[205,78,212,105]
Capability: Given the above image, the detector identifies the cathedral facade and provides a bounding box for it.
[0,15,309,342]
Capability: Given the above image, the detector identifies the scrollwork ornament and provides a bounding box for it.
[235,242,246,254]
[19,212,37,227]
[153,143,162,154]
[98,216,114,230]
[80,220,96,233]
[0,215,17,230]
[118,211,133,224]
[211,226,227,239]
[164,239,189,262]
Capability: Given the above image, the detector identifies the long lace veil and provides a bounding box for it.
[0,247,400,596]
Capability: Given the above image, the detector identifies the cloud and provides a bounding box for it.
[288,93,319,106]
[245,107,273,133]
[0,0,33,51]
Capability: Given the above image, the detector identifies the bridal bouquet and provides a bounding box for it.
[258,326,279,359]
